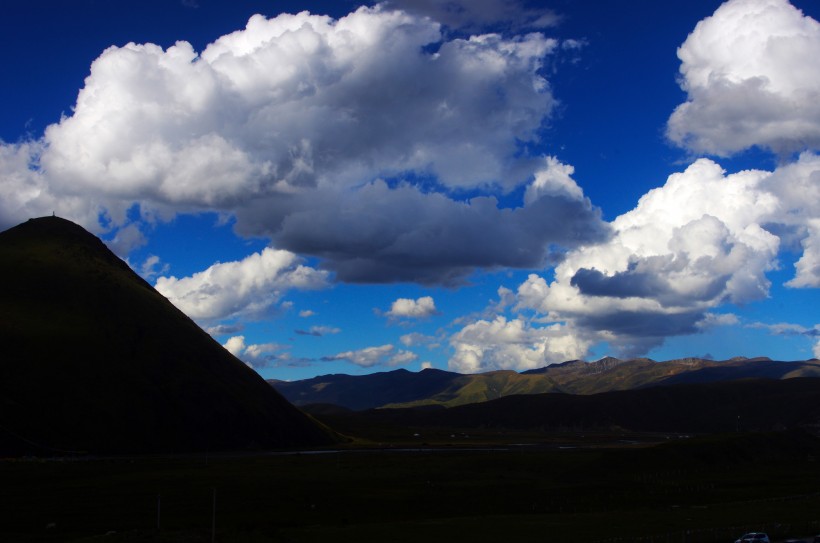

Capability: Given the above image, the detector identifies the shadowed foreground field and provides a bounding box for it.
[2,431,820,542]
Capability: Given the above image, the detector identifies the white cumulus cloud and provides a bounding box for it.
[449,316,591,373]
[0,5,609,284]
[155,247,329,321]
[386,296,439,318]
[223,335,247,357]
[668,0,820,156]
[451,148,820,372]
[787,218,820,288]
[511,156,818,359]
[222,335,284,368]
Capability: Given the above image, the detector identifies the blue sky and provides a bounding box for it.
[2,0,819,380]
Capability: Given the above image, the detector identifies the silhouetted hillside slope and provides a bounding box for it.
[272,356,820,410]
[0,216,336,455]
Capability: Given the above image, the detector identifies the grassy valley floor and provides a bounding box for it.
[2,431,820,542]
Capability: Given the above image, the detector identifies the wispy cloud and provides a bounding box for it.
[399,332,442,348]
[206,323,245,336]
[322,344,418,368]
[747,321,820,337]
[385,0,560,31]
[295,326,341,337]
[138,255,170,280]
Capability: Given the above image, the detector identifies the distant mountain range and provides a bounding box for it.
[0,216,336,455]
[270,356,820,410]
[306,377,820,437]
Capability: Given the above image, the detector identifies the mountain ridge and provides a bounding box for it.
[306,377,820,437]
[271,356,820,410]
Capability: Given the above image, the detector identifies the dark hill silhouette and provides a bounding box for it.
[0,216,336,455]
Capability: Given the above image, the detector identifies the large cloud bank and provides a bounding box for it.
[2,0,818,373]
[453,152,820,372]
[0,3,606,284]
[451,0,820,373]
